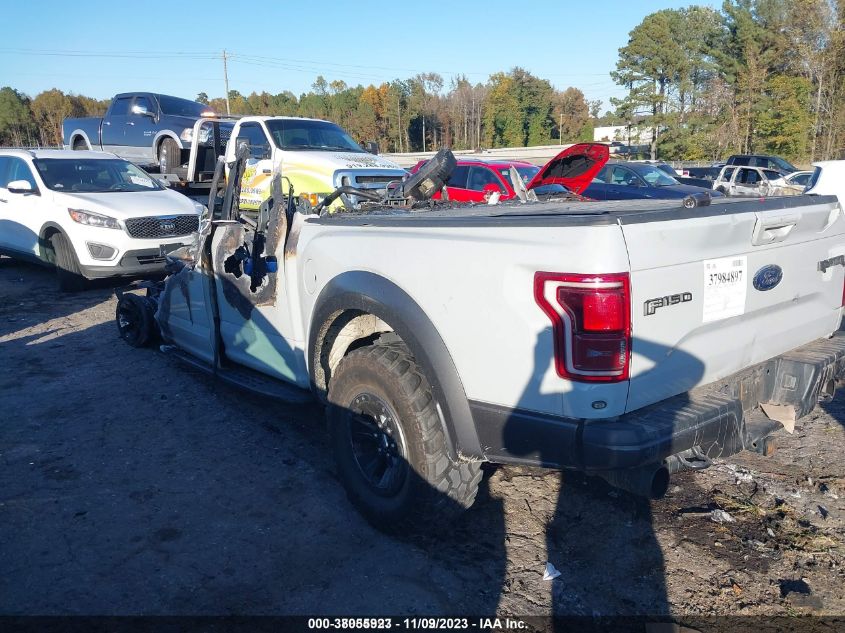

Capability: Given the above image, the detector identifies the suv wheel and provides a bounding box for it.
[327,343,482,532]
[50,233,87,292]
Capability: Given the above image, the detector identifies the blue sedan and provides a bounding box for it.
[583,162,723,201]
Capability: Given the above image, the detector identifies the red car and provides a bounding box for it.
[410,143,609,203]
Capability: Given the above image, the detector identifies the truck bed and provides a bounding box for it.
[311,194,835,226]
[300,191,844,425]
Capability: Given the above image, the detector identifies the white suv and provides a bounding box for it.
[0,149,203,290]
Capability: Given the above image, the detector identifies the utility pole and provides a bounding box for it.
[559,112,563,145]
[222,50,231,115]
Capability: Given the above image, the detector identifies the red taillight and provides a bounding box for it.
[534,272,631,382]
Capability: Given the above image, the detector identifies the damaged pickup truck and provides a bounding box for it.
[115,143,845,530]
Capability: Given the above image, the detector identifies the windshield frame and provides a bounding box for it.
[33,158,165,193]
[264,119,366,153]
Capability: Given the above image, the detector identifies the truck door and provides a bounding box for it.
[125,95,156,164]
[733,168,760,197]
[101,96,132,155]
[235,122,275,211]
[209,171,306,387]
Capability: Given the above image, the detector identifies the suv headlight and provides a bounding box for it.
[68,208,121,230]
[180,128,193,142]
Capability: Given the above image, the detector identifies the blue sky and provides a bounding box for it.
[1,0,715,111]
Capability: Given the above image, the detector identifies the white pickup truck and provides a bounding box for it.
[115,147,845,530]
[225,116,406,211]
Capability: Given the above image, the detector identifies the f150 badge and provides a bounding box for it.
[644,292,693,316]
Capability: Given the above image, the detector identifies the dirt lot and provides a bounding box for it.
[1,255,844,622]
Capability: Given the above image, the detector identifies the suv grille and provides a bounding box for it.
[124,215,198,239]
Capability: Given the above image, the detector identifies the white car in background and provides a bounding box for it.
[711,164,792,197]
[0,149,203,290]
[783,170,815,192]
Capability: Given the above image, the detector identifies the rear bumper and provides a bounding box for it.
[472,332,845,470]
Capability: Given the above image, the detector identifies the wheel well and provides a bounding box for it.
[313,310,396,395]
[39,226,62,263]
[72,135,88,149]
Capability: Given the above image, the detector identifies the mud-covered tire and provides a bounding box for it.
[158,137,183,176]
[50,232,87,292]
[115,293,157,348]
[327,343,482,532]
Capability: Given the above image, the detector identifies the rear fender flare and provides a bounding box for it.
[308,271,483,461]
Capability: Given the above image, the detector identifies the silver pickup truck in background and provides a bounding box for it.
[114,148,845,531]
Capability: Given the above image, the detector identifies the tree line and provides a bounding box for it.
[612,0,844,162]
[0,70,597,154]
[0,0,842,163]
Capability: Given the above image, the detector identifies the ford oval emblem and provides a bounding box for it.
[753,264,783,291]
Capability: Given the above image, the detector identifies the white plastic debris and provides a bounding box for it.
[543,562,561,581]
[724,464,754,484]
[767,527,776,537]
[711,509,736,523]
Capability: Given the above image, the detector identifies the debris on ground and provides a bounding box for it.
[543,562,562,581]
[710,509,736,523]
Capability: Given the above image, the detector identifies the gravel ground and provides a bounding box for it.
[1,255,844,622]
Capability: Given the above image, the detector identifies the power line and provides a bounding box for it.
[0,47,614,82]
[0,48,218,60]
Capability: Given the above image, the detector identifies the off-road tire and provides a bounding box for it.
[50,232,87,292]
[116,293,157,348]
[327,343,482,532]
[158,137,183,177]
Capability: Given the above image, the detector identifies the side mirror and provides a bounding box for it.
[7,180,36,195]
[131,103,153,117]
[364,141,379,155]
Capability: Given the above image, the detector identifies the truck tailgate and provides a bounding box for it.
[622,196,845,413]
